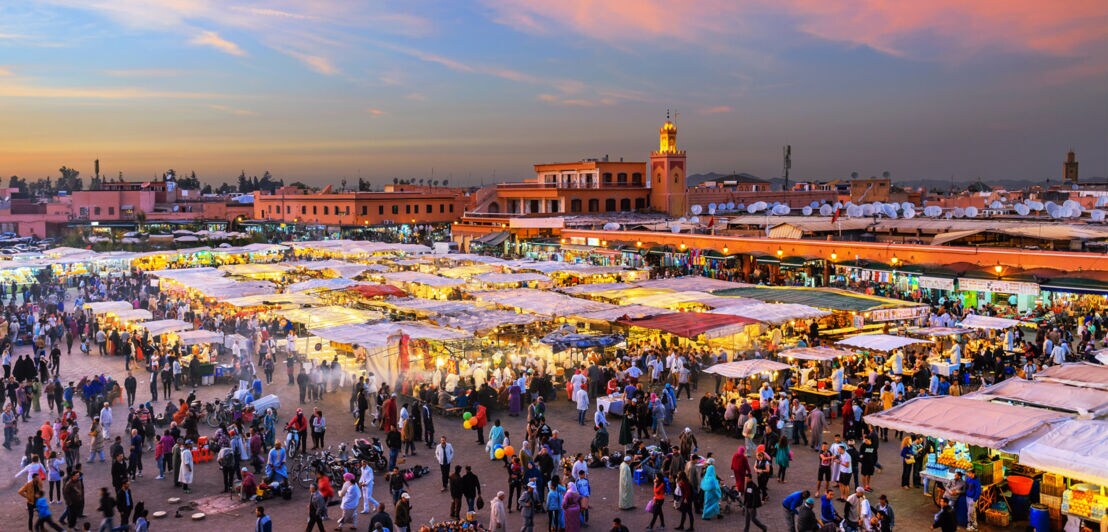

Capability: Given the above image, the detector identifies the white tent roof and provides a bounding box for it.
[84,301,134,314]
[713,303,830,324]
[309,321,468,347]
[777,346,855,361]
[1018,420,1108,487]
[906,327,972,337]
[285,278,357,293]
[959,314,1022,330]
[704,359,791,379]
[222,292,321,308]
[472,288,617,317]
[967,379,1108,417]
[287,260,375,278]
[862,396,1069,451]
[559,282,633,295]
[471,272,551,285]
[624,291,742,309]
[837,333,931,352]
[175,329,226,346]
[111,308,153,322]
[634,276,752,292]
[278,306,383,328]
[376,298,475,316]
[219,263,292,276]
[570,305,674,322]
[436,310,541,333]
[381,271,466,288]
[138,319,194,336]
[1034,363,1108,391]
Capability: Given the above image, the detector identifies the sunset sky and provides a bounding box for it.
[2,1,1106,186]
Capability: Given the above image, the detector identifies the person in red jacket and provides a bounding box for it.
[647,473,667,529]
[473,404,488,445]
[381,395,398,433]
[286,408,308,455]
[731,446,750,492]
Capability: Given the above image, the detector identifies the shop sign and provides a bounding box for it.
[868,306,929,322]
[918,276,955,291]
[958,278,1039,295]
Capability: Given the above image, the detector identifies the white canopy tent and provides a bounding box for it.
[570,305,674,322]
[967,379,1108,417]
[175,329,226,346]
[777,346,854,361]
[472,288,617,317]
[959,314,1022,330]
[1018,420,1108,487]
[381,271,466,288]
[309,321,469,347]
[84,301,134,315]
[862,396,1069,451]
[111,309,153,322]
[138,319,194,337]
[634,276,752,292]
[1034,362,1108,391]
[704,359,791,379]
[218,263,292,277]
[288,260,376,279]
[837,334,931,352]
[222,292,322,308]
[559,282,633,295]
[285,278,358,294]
[278,306,383,328]
[712,303,830,324]
[471,272,551,285]
[436,310,541,334]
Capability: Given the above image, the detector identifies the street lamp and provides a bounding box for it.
[722,247,729,255]
[830,252,837,261]
[994,264,1003,279]
[776,248,784,258]
[890,256,899,266]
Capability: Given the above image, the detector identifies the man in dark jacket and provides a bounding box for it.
[368,505,393,531]
[111,453,129,491]
[460,465,482,513]
[448,466,464,519]
[124,372,137,407]
[116,479,135,527]
[796,497,821,532]
[932,497,957,532]
[743,472,767,532]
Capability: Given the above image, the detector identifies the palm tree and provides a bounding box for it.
[850,171,859,180]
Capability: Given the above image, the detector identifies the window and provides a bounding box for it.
[392,205,399,215]
[94,207,101,215]
[587,199,599,212]
[605,198,616,211]
[301,206,306,215]
[620,198,631,211]
[426,204,432,214]
[602,172,613,183]
[449,204,454,213]
[570,199,582,213]
[617,172,627,184]
[313,206,318,215]
[634,198,645,210]
[378,206,384,215]
[632,172,642,185]
[323,206,329,215]
[108,207,115,215]
[286,206,290,214]
[405,205,411,214]
[439,204,444,213]
[361,206,367,215]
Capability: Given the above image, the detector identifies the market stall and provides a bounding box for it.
[1018,420,1108,530]
[284,278,357,294]
[959,314,1023,330]
[473,288,617,317]
[776,346,855,400]
[137,319,194,337]
[308,321,471,385]
[968,379,1108,417]
[379,271,466,299]
[84,301,135,315]
[1034,363,1108,391]
[704,359,790,378]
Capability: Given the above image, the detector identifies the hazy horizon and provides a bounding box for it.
[2,1,1106,187]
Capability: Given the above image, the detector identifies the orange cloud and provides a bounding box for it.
[283,49,338,75]
[701,105,733,115]
[190,30,247,57]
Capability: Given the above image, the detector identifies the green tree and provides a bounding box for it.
[58,166,82,191]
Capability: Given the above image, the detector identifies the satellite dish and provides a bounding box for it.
[834,202,843,209]
[1097,196,1108,207]
[903,209,916,219]
[671,224,681,233]
[882,204,897,217]
[860,204,875,216]
[689,216,700,224]
[924,206,942,217]
[847,205,863,218]
[901,202,914,212]
[678,217,688,223]
[602,222,620,231]
[780,205,792,215]
[802,206,813,216]
[990,200,1003,209]
[1014,204,1030,216]
[964,206,978,218]
[735,203,745,210]
[726,202,735,210]
[953,207,965,218]
[690,205,703,215]
[809,201,820,209]
[1028,201,1044,211]
[819,205,833,216]
[708,202,717,211]
[1090,209,1106,222]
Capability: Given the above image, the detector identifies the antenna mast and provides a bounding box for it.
[783,145,792,190]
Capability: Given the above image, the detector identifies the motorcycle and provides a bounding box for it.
[352,437,389,472]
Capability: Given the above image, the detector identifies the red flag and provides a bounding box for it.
[706,216,715,229]
[831,208,840,224]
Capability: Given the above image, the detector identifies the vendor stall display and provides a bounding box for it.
[777,346,854,361]
[278,306,383,329]
[712,302,829,324]
[175,330,226,346]
[111,308,153,322]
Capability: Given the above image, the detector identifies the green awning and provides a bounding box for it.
[713,286,921,313]
[1040,277,1108,295]
[781,256,813,267]
[835,259,891,271]
[473,231,510,246]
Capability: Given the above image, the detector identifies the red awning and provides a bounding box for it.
[618,312,757,338]
[348,284,407,298]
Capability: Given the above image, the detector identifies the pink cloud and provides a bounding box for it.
[701,105,733,115]
[367,108,385,116]
[189,30,246,57]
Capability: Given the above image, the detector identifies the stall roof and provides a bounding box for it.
[862,396,1069,451]
[570,305,674,322]
[906,327,972,337]
[967,379,1108,417]
[219,263,292,276]
[618,312,757,339]
[84,301,134,314]
[138,319,194,336]
[837,333,931,352]
[1034,363,1108,391]
[634,276,753,292]
[473,288,617,317]
[704,359,791,379]
[222,292,322,308]
[500,260,629,276]
[376,298,476,316]
[285,278,357,294]
[286,260,376,279]
[777,346,854,361]
[712,302,830,324]
[175,329,226,346]
[558,282,633,295]
[438,264,497,279]
[1018,420,1108,487]
[713,286,922,312]
[958,314,1022,330]
[347,284,407,298]
[111,308,153,322]
[471,272,551,285]
[623,291,751,310]
[278,306,383,328]
[437,310,541,333]
[381,271,466,288]
[309,321,468,347]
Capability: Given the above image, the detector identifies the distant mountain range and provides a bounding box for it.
[688,172,1108,191]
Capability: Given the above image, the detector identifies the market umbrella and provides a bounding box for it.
[704,359,790,379]
[777,347,853,361]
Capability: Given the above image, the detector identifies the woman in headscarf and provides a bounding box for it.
[618,456,635,510]
[650,394,668,441]
[337,471,361,531]
[730,446,750,492]
[562,480,582,532]
[618,400,634,446]
[262,408,276,448]
[508,381,522,417]
[662,383,677,426]
[700,458,722,520]
[487,419,505,460]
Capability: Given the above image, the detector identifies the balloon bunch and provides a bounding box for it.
[462,412,475,430]
[491,445,515,460]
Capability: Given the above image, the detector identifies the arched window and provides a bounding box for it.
[323,206,329,215]
[620,198,631,211]
[488,202,500,214]
[602,173,613,184]
[587,199,599,212]
[570,199,582,213]
[632,172,643,185]
[94,207,101,215]
[605,198,616,211]
[617,173,627,184]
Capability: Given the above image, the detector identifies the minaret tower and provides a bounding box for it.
[649,111,688,217]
